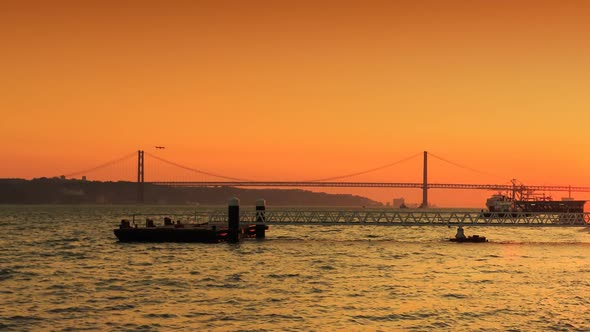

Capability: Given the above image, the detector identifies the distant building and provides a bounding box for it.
[393,198,405,208]
[82,176,87,181]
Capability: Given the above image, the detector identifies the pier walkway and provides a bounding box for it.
[184,210,590,227]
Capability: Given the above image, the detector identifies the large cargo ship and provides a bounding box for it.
[485,194,586,213]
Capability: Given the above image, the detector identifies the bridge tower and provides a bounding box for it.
[420,151,428,208]
[137,150,144,203]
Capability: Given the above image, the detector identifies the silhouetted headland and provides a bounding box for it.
[0,178,382,206]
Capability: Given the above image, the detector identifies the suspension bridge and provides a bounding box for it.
[59,150,590,207]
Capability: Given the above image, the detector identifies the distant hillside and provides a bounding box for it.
[0,178,383,206]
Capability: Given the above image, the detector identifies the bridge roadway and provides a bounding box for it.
[150,181,590,192]
[168,210,590,227]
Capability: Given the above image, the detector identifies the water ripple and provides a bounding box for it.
[2,205,590,331]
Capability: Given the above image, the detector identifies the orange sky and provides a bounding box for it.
[2,1,590,207]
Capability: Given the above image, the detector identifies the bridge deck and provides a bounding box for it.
[149,181,590,192]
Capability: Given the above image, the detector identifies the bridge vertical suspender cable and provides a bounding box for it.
[427,152,507,180]
[62,152,137,179]
[303,152,422,182]
[144,152,251,181]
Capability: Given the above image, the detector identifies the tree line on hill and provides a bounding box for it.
[0,178,383,206]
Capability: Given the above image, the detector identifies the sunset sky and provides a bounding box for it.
[2,1,590,206]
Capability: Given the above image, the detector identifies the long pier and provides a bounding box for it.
[122,205,589,244]
[184,210,590,227]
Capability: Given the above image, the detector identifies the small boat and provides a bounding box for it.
[449,235,488,243]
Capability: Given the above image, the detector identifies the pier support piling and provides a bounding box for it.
[255,199,267,238]
[228,197,241,243]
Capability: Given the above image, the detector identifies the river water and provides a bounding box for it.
[2,205,590,331]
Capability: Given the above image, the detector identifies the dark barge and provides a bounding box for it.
[114,218,268,243]
[114,197,268,243]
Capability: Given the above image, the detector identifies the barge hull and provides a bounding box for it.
[114,228,225,243]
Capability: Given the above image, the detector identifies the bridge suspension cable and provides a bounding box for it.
[145,152,251,182]
[303,152,422,182]
[428,152,506,180]
[62,152,137,178]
